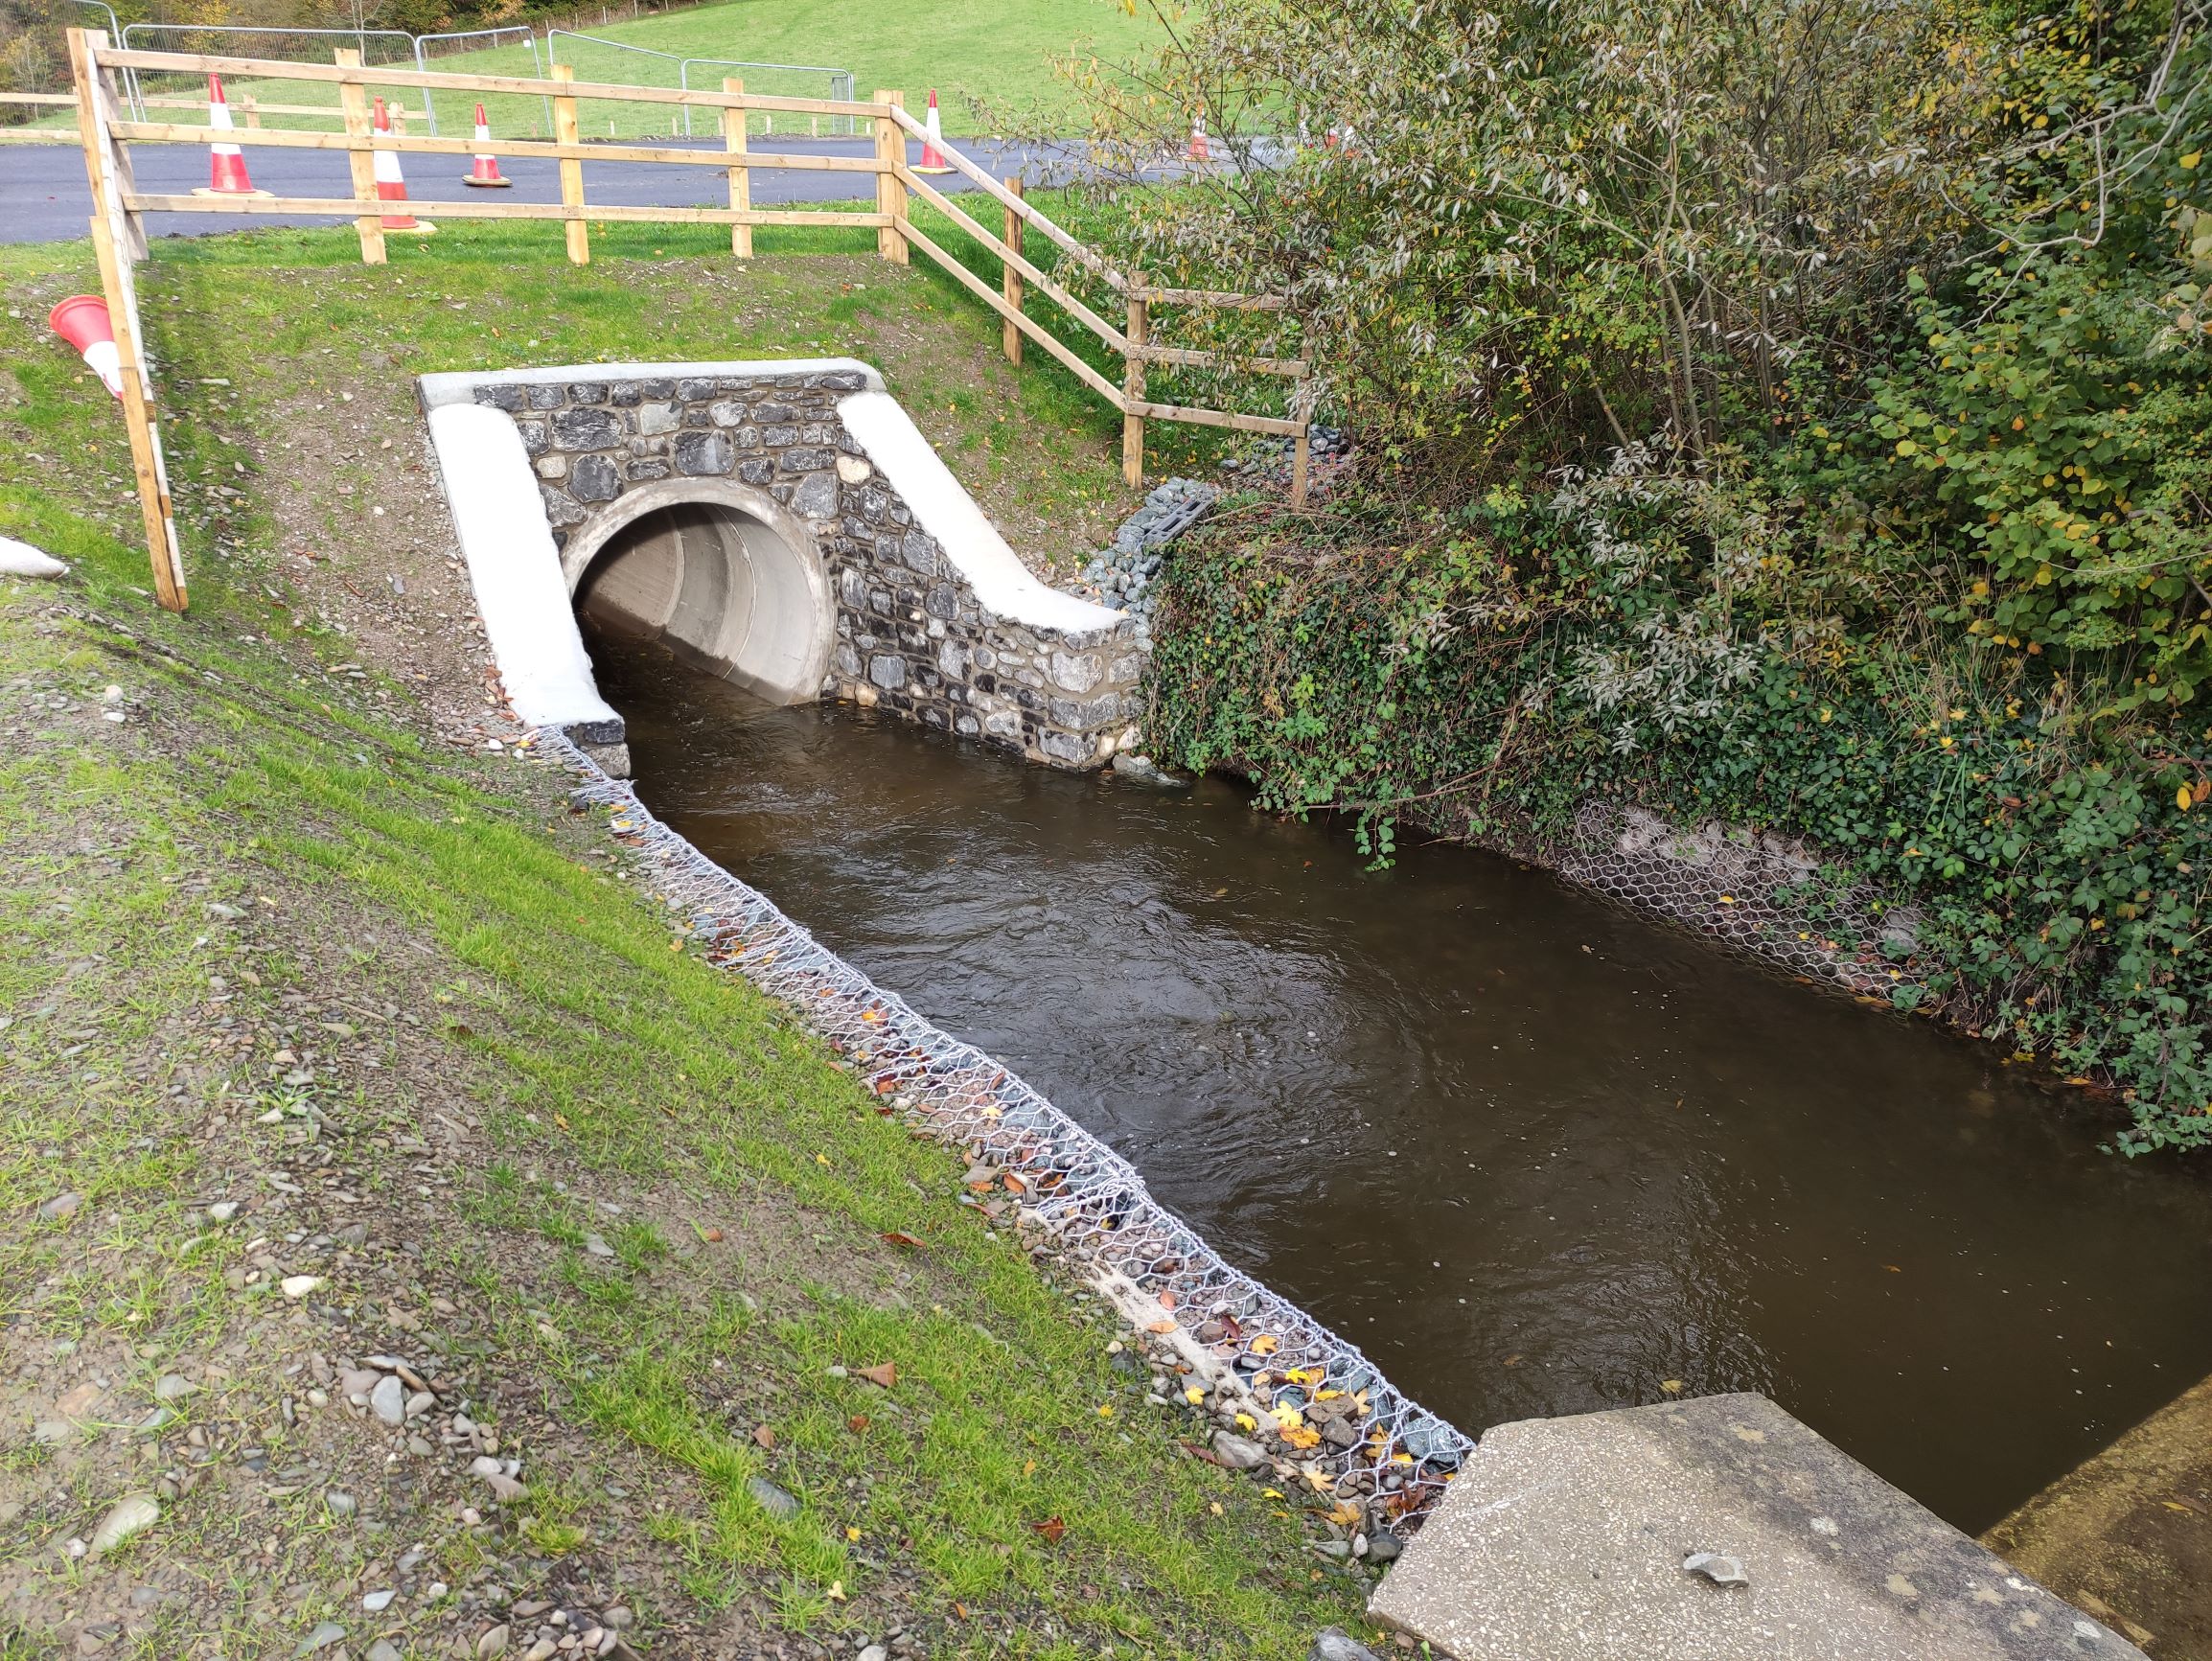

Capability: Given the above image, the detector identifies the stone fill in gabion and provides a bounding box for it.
[532,727,1475,1528]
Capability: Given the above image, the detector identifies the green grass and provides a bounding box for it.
[0,223,1354,1656]
[88,0,1160,140]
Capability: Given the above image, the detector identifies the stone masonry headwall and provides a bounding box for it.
[425,363,1143,770]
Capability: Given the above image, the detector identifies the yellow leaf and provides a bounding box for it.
[2182,151,2202,169]
[1250,1334,1279,1355]
[2180,784,2195,811]
[846,1527,862,1541]
[816,1153,830,1165]
[1235,1413,1257,1432]
[1096,1403,1114,1418]
[1022,1460,1037,1476]
[1147,1320,1178,1334]
[1186,1388,1206,1404]
[1209,1501,1224,1516]
[1272,1404,1305,1430]
[827,1581,845,1602]
[1282,1426,1321,1450]
[1661,1379,1685,1395]
[1263,1488,1285,1499]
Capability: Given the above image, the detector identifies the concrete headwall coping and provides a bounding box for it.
[419,358,888,410]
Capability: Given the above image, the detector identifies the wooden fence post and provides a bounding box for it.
[242,92,260,128]
[1002,175,1024,366]
[553,63,588,265]
[69,28,146,261]
[873,89,907,265]
[334,50,385,265]
[1122,289,1147,489]
[67,28,187,611]
[721,77,751,259]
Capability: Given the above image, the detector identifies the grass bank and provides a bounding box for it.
[0,222,1373,1658]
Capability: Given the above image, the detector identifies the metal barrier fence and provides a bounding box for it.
[413,26,546,136]
[117,22,427,129]
[544,30,855,139]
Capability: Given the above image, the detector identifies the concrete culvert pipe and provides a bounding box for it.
[564,481,832,705]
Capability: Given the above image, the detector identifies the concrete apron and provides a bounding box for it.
[419,358,1143,775]
[1369,1392,2148,1661]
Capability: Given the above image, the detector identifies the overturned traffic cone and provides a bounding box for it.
[49,295,124,399]
[372,97,436,232]
[915,88,953,174]
[462,103,511,188]
[1187,112,1210,163]
[194,75,267,198]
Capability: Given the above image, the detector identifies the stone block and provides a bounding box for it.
[762,425,800,449]
[475,384,527,412]
[540,487,588,528]
[640,378,677,399]
[565,382,607,405]
[737,458,774,486]
[1369,1395,2146,1661]
[534,455,568,481]
[836,455,872,484]
[678,378,718,401]
[1039,729,1093,765]
[609,381,641,406]
[926,585,958,620]
[515,420,547,456]
[868,654,908,690]
[637,403,680,435]
[733,426,763,450]
[527,383,565,409]
[551,407,621,450]
[900,530,938,576]
[624,459,671,482]
[753,402,796,423]
[822,371,868,391]
[792,472,841,521]
[1049,650,1103,694]
[708,400,746,427]
[569,454,621,503]
[675,432,734,476]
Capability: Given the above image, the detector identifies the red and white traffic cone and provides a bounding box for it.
[372,97,436,232]
[462,103,511,188]
[194,75,267,197]
[49,295,123,399]
[915,88,953,174]
[1187,112,1210,163]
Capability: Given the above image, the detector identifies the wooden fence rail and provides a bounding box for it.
[60,29,1308,612]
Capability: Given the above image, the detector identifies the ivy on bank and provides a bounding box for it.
[1146,503,2212,1154]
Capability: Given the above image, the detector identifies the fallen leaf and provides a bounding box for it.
[1501,1354,1523,1368]
[1660,1379,1685,1395]
[1883,1264,1903,1274]
[703,1227,725,1243]
[880,1232,925,1249]
[2163,1495,2206,1515]
[1250,1334,1279,1356]
[846,1526,863,1541]
[1210,1501,1224,1516]
[751,1425,775,1449]
[847,1415,870,1433]
[856,1362,897,1389]
[827,1580,845,1602]
[1146,1320,1178,1334]
[1158,1289,1178,1310]
[1032,1516,1067,1545]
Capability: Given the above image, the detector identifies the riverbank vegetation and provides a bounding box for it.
[1071,0,2212,1150]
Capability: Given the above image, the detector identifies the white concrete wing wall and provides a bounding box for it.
[424,403,625,745]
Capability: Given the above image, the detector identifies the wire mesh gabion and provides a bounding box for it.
[1555,801,1926,1001]
[531,728,1475,1526]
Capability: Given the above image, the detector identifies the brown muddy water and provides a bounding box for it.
[589,634,2212,1535]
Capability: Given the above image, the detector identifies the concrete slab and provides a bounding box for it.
[1370,1393,2146,1660]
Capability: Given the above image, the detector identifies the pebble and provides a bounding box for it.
[361,1589,397,1612]
[369,1375,406,1427]
[367,1645,403,1661]
[858,1649,887,1661]
[1111,753,1190,790]
[207,1201,240,1222]
[1211,1431,1271,1470]
[747,1476,799,1519]
[1311,1629,1382,1661]
[279,1275,324,1300]
[297,1622,347,1654]
[153,1373,195,1402]
[87,1492,159,1557]
[37,1191,82,1222]
[324,1491,357,1519]
[1366,1530,1403,1564]
[584,1234,615,1257]
[476,1625,511,1659]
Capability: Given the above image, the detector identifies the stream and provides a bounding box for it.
[590,631,2212,1534]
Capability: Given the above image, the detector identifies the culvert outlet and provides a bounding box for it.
[563,481,832,706]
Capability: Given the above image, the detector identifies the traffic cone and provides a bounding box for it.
[915,88,953,174]
[372,97,436,233]
[193,75,267,198]
[462,103,511,188]
[49,296,123,399]
[1187,112,1209,163]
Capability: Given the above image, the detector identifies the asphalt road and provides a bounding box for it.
[1,134,1050,243]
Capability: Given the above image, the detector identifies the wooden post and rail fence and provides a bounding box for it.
[54,28,1311,611]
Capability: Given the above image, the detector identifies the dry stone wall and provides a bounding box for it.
[443,365,1143,770]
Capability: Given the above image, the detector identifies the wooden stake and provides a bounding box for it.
[334,50,384,265]
[1290,339,1315,509]
[722,76,751,259]
[1002,174,1024,366]
[873,90,907,265]
[553,63,588,265]
[68,28,185,611]
[1122,290,1147,489]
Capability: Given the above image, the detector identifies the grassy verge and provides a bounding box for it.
[0,227,1371,1657]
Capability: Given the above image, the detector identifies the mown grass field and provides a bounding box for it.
[64,0,1161,140]
[0,213,1366,1656]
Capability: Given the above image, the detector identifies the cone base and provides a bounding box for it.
[913,165,955,175]
[461,176,514,188]
[380,219,439,233]
[193,186,273,199]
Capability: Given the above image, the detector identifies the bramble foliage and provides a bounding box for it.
[1076,0,2212,1144]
